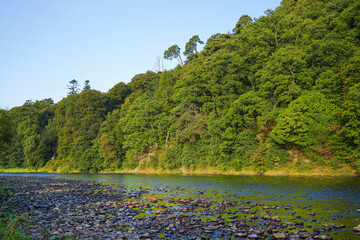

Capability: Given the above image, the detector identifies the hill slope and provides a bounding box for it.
[1,0,360,175]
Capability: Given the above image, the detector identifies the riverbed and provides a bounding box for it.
[0,173,359,239]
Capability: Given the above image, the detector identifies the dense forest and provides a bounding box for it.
[1,0,360,174]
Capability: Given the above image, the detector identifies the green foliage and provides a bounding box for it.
[160,146,182,170]
[184,35,204,56]
[0,110,12,152]
[302,147,327,166]
[184,35,204,63]
[2,0,360,173]
[1,99,55,169]
[0,214,29,240]
[79,147,103,172]
[106,82,132,109]
[252,143,267,174]
[1,136,24,168]
[155,69,180,109]
[128,71,159,92]
[272,91,337,147]
[234,15,252,34]
[67,79,80,95]
[252,141,290,174]
[170,104,205,144]
[231,130,258,170]
[265,139,290,169]
[353,147,360,170]
[164,44,181,60]
[257,46,312,106]
[340,83,360,147]
[116,92,168,169]
[98,133,123,170]
[82,80,91,92]
[164,44,183,67]
[24,135,41,168]
[181,141,207,170]
[225,91,271,132]
[49,90,111,172]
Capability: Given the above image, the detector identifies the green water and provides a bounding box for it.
[1,173,360,239]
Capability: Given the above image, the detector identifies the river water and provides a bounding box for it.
[1,173,360,239]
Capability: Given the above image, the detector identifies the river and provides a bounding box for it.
[1,173,360,239]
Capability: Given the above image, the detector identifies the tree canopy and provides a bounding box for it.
[2,0,360,174]
[164,45,183,67]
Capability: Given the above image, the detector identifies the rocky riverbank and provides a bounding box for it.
[0,176,359,239]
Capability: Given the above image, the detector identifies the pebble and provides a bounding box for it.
[0,176,356,239]
[272,232,286,239]
[353,225,360,232]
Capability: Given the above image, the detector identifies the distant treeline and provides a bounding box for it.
[1,0,360,174]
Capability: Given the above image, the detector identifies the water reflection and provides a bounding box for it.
[1,173,359,207]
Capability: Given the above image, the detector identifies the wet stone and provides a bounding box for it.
[235,232,248,237]
[0,175,356,240]
[248,233,258,238]
[298,231,311,238]
[353,225,360,232]
[272,232,286,239]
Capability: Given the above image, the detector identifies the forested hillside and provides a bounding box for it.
[1,0,360,174]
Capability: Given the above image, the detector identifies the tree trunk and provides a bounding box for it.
[178,54,184,67]
[165,130,170,148]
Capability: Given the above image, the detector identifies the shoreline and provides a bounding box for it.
[0,166,359,177]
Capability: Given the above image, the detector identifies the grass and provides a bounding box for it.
[0,214,28,240]
[1,160,358,176]
[264,161,359,176]
[0,183,29,240]
[61,233,77,239]
[0,168,36,173]
[115,164,359,176]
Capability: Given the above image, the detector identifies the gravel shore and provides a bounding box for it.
[0,176,358,239]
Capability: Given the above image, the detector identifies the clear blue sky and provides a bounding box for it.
[0,0,282,109]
